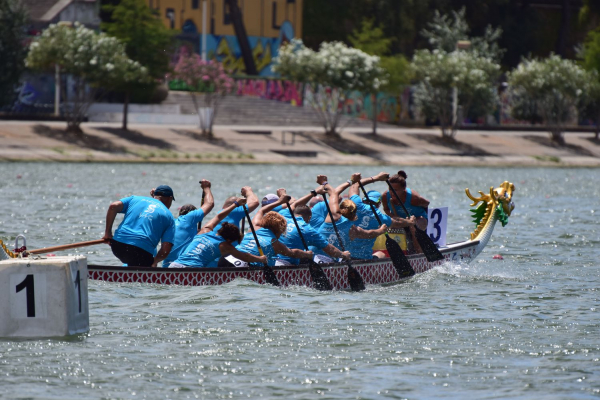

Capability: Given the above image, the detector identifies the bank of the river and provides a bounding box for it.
[1,120,599,166]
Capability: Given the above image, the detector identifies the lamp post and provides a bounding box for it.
[452,40,471,128]
[201,0,207,61]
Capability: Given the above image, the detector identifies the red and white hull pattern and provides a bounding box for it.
[88,240,478,290]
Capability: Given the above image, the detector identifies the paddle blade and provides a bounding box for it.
[347,265,365,292]
[385,236,415,278]
[263,265,280,286]
[414,228,444,262]
[308,262,333,291]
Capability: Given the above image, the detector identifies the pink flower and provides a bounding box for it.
[202,75,210,81]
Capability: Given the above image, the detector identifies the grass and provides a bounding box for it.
[533,155,561,163]
[51,147,67,155]
[129,150,255,161]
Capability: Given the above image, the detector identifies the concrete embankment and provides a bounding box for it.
[0,121,599,167]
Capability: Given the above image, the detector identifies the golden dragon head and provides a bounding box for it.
[465,181,516,240]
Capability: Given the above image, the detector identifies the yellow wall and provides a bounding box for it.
[147,0,303,39]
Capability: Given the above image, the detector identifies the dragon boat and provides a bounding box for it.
[0,181,515,290]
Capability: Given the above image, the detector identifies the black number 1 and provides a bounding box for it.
[16,274,35,317]
[74,270,81,313]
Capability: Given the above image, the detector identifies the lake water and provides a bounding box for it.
[0,163,598,399]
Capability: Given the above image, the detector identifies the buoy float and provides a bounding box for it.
[493,254,504,260]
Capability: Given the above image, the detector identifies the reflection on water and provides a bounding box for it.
[0,163,598,398]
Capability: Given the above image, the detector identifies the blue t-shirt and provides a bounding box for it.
[309,201,328,230]
[386,188,428,219]
[348,194,391,259]
[213,205,246,233]
[236,228,278,266]
[175,231,224,268]
[163,208,205,267]
[113,196,176,255]
[278,209,328,265]
[314,216,354,256]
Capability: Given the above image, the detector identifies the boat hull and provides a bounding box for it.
[88,240,479,290]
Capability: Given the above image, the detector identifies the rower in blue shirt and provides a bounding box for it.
[162,179,215,268]
[273,187,350,265]
[169,197,267,268]
[212,186,259,233]
[103,185,176,267]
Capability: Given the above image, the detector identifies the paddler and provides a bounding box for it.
[161,179,214,268]
[169,197,267,268]
[271,187,351,266]
[382,170,429,254]
[219,193,314,267]
[314,175,388,262]
[102,185,176,267]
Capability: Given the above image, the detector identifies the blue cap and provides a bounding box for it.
[262,193,278,206]
[154,185,175,200]
[364,190,381,204]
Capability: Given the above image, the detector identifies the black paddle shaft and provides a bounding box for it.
[242,205,280,286]
[285,201,333,291]
[321,192,365,292]
[385,180,444,262]
[357,181,415,277]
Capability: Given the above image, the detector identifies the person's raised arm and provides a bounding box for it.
[102,200,124,242]
[199,179,215,215]
[199,197,247,234]
[318,175,341,223]
[253,193,292,227]
[348,172,390,197]
[241,186,259,213]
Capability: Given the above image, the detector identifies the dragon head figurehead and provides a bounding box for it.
[465,181,516,241]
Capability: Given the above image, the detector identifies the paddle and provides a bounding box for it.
[197,187,206,231]
[242,204,280,286]
[27,239,106,255]
[285,201,333,291]
[321,192,365,292]
[357,182,415,278]
[386,179,444,262]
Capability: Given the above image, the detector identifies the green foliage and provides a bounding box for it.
[26,23,147,132]
[421,7,504,62]
[411,49,501,137]
[470,202,487,227]
[380,55,412,94]
[0,0,28,107]
[349,19,392,57]
[102,0,173,81]
[508,54,596,143]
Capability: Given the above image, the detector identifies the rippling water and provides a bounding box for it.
[0,163,598,399]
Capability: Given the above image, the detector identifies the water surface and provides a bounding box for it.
[0,163,598,399]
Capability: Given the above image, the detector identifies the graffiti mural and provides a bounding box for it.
[203,21,294,77]
[344,91,399,123]
[236,78,303,106]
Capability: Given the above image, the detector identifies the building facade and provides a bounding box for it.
[148,0,303,76]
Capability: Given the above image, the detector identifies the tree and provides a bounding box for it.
[102,0,173,130]
[274,39,386,136]
[0,0,28,108]
[26,23,147,133]
[172,52,234,137]
[412,49,500,138]
[508,54,595,144]
[421,7,504,62]
[580,27,600,140]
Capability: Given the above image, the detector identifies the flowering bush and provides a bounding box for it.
[172,52,234,135]
[508,55,596,143]
[26,23,147,133]
[274,39,386,135]
[411,49,501,138]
